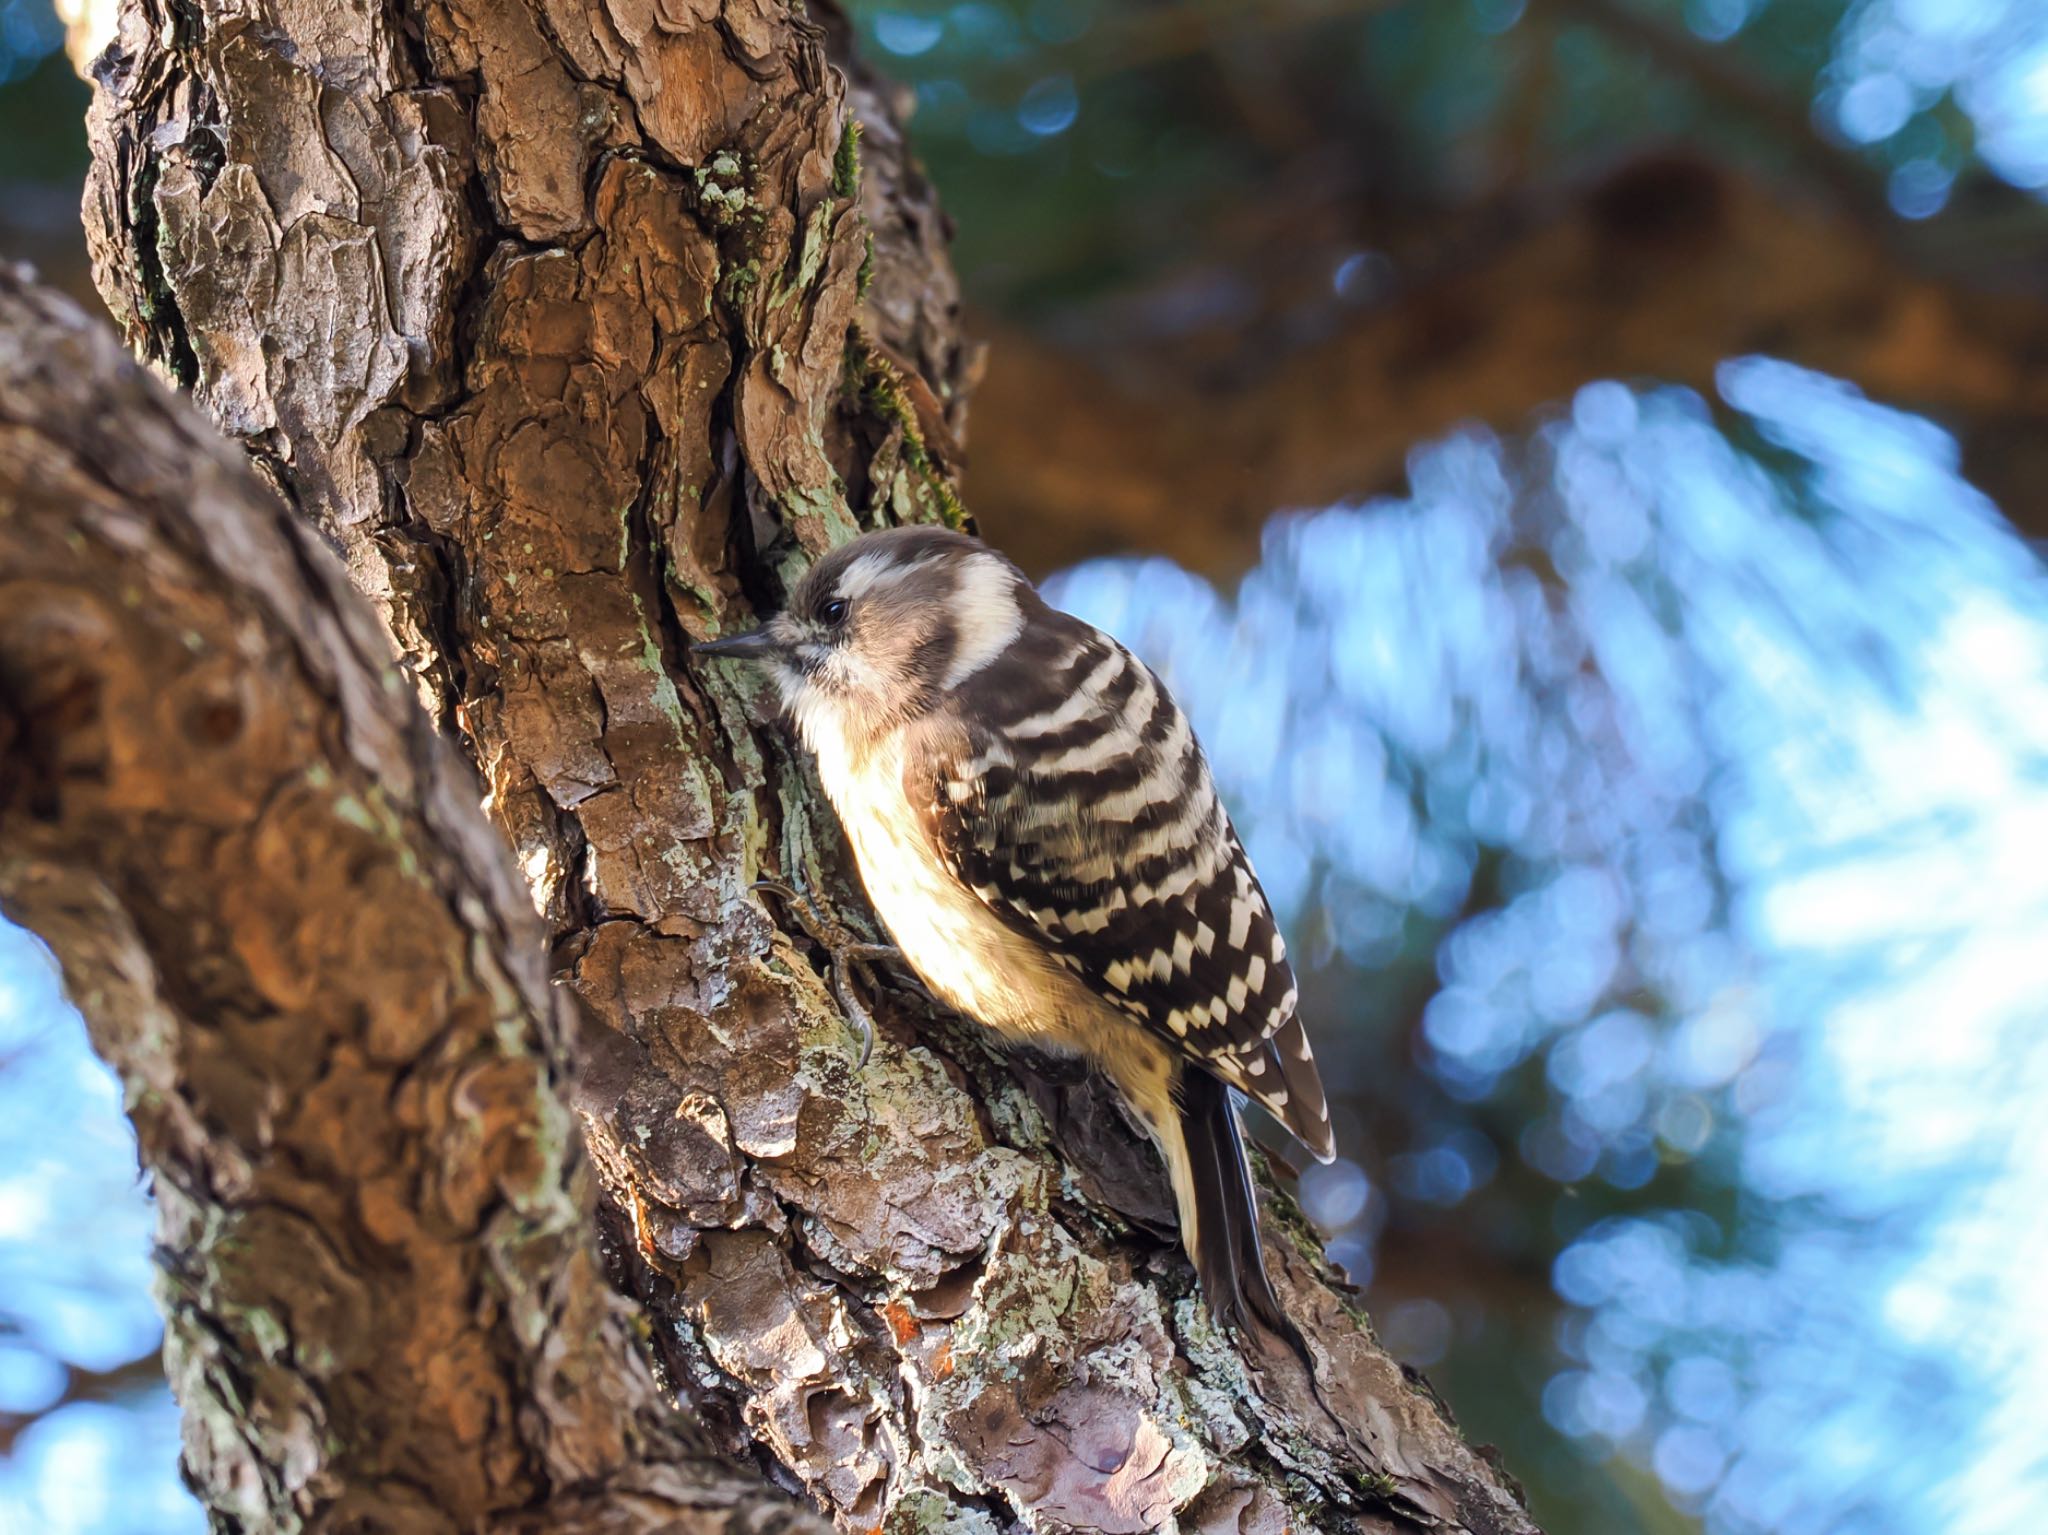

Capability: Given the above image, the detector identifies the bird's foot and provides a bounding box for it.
[750,878,901,1067]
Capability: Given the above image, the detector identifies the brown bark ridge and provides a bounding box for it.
[68,2,1538,1532]
[0,266,825,1535]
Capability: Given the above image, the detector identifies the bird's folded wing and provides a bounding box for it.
[908,633,1335,1163]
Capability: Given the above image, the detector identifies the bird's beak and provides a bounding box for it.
[691,626,781,664]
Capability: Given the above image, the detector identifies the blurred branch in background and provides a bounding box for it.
[972,154,2048,575]
[1000,0,1409,89]
[0,1353,163,1457]
[1550,0,1886,217]
[847,0,2048,575]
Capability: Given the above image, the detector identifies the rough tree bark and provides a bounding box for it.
[48,1,1540,1531]
[0,266,822,1535]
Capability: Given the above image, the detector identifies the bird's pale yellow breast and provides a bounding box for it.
[814,722,1139,1072]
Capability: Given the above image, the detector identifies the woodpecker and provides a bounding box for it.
[695,526,1335,1346]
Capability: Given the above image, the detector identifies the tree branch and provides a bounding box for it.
[1547,0,1884,218]
[0,1352,167,1457]
[0,266,819,1535]
[967,156,2048,577]
[69,0,1541,1529]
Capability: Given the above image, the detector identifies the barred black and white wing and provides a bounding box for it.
[911,606,1335,1164]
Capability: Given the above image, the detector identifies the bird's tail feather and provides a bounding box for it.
[1176,1067,1312,1363]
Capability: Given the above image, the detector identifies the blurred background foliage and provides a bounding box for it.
[4,1,2048,1532]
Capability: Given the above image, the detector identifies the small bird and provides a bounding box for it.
[695,526,1334,1347]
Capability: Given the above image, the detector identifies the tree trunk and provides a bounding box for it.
[0,265,822,1535]
[53,2,1540,1531]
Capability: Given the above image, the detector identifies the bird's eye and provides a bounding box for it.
[819,597,850,627]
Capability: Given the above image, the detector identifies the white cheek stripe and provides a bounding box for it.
[837,548,937,600]
[941,554,1025,688]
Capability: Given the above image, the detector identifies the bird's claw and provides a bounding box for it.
[750,878,900,1069]
[750,878,831,941]
[831,952,879,1069]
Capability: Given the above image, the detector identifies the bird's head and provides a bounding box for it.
[693,526,1027,750]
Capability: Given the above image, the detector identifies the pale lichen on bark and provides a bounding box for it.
[65,1,1541,1531]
